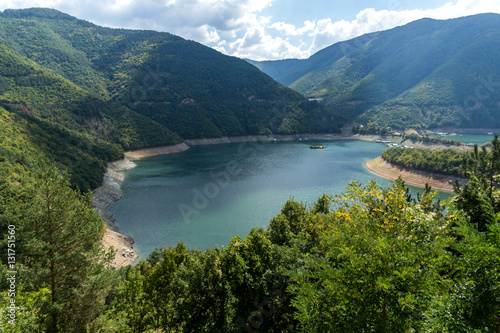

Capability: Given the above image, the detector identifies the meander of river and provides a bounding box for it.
[109,134,494,258]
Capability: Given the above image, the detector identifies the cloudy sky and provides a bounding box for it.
[1,0,499,60]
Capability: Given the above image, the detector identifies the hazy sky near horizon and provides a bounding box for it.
[1,0,499,60]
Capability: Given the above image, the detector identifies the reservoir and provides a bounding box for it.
[109,139,449,258]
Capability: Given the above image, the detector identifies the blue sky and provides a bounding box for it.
[1,0,499,60]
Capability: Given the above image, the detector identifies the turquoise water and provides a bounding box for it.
[433,133,495,146]
[109,140,450,258]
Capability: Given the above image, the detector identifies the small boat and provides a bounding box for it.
[310,145,326,149]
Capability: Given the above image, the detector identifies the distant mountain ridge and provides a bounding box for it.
[249,13,500,129]
[0,7,346,144]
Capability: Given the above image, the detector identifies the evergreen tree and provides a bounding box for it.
[454,134,500,231]
[445,135,500,330]
[18,162,115,332]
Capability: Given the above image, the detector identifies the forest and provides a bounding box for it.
[0,7,348,195]
[252,13,500,130]
[401,133,464,147]
[2,122,500,332]
[1,7,500,333]
[382,147,467,177]
[0,8,347,147]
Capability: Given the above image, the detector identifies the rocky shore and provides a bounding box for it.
[125,142,190,159]
[183,134,308,146]
[94,158,140,268]
[94,143,190,268]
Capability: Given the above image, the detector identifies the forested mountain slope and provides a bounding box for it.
[0,8,346,145]
[0,41,180,151]
[0,7,348,195]
[4,8,500,332]
[250,14,500,129]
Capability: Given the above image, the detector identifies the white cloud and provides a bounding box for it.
[0,0,273,31]
[306,9,417,55]
[269,20,315,36]
[193,25,221,43]
[269,21,299,36]
[1,0,500,60]
[302,0,500,58]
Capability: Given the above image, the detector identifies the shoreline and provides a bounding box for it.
[125,142,190,159]
[96,134,473,267]
[126,134,387,158]
[126,135,317,160]
[95,142,189,268]
[96,135,360,266]
[94,158,140,268]
[365,156,467,193]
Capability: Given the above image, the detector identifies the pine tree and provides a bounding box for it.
[454,134,500,231]
[19,162,115,332]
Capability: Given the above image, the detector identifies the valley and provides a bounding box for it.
[1,7,500,332]
[250,14,500,130]
[105,131,489,258]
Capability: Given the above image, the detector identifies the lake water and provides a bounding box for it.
[110,139,453,258]
[433,133,495,146]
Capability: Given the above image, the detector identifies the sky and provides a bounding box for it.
[1,0,499,60]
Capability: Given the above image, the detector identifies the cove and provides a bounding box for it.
[109,140,449,258]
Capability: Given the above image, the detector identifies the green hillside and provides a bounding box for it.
[3,8,500,332]
[0,7,348,194]
[0,105,123,192]
[0,8,346,144]
[0,37,182,150]
[250,14,500,130]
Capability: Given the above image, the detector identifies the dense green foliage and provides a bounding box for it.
[3,136,500,331]
[3,7,500,333]
[454,135,500,231]
[18,163,116,331]
[251,14,500,129]
[0,7,346,145]
[0,106,123,191]
[382,148,466,176]
[402,133,463,146]
[0,160,117,332]
[382,135,500,179]
[85,175,500,332]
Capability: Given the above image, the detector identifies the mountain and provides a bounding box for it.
[0,8,346,144]
[249,14,500,130]
[0,7,348,191]
[0,41,181,151]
